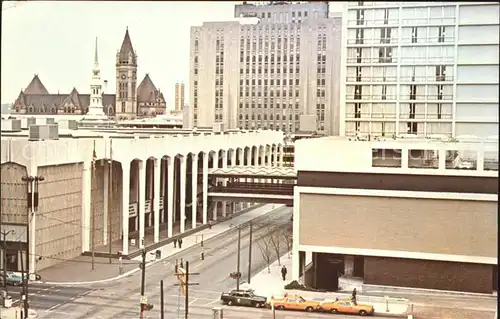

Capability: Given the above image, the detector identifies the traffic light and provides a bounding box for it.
[141,303,154,311]
[176,267,187,296]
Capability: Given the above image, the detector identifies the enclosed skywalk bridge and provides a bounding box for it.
[207,166,297,204]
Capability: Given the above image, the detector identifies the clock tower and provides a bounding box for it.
[115,27,138,120]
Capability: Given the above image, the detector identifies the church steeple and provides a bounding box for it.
[94,37,99,66]
[87,37,105,116]
[115,28,138,119]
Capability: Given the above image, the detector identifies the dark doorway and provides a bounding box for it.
[6,250,18,271]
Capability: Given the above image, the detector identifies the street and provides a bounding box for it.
[34,206,295,319]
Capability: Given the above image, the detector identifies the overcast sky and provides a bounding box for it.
[1,1,345,108]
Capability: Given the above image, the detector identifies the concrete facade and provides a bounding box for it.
[188,2,342,135]
[0,130,284,275]
[340,2,500,137]
[292,136,498,293]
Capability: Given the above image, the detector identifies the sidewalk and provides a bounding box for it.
[39,204,284,285]
[240,252,409,317]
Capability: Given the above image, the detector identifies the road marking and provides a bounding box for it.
[189,298,199,305]
[54,289,60,292]
[192,261,203,269]
[46,303,62,312]
[192,289,222,295]
[204,299,221,306]
[219,248,228,255]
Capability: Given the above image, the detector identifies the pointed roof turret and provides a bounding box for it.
[24,74,49,94]
[119,28,135,60]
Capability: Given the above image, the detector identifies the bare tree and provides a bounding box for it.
[268,227,282,266]
[281,227,293,258]
[258,237,273,273]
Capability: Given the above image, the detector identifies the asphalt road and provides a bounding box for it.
[8,283,93,313]
[35,206,297,319]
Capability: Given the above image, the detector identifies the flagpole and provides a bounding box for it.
[108,139,113,263]
[92,140,96,271]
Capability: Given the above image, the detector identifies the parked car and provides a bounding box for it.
[0,271,26,286]
[269,295,321,312]
[318,299,374,316]
[220,289,267,308]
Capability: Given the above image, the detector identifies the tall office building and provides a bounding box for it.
[174,82,185,112]
[188,2,342,135]
[340,1,499,138]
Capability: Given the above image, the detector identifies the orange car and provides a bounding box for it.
[269,295,321,312]
[318,299,375,316]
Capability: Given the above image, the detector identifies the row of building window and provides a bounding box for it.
[239,102,300,109]
[240,78,300,86]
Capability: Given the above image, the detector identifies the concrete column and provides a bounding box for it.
[231,149,237,167]
[138,161,146,249]
[212,152,219,221]
[202,153,209,224]
[191,155,198,229]
[121,161,130,255]
[272,146,278,167]
[245,148,252,166]
[260,147,266,167]
[221,150,227,218]
[401,148,409,169]
[103,161,109,245]
[167,158,174,237]
[439,148,447,171]
[238,149,244,167]
[477,148,485,171]
[253,147,260,167]
[279,144,284,167]
[153,159,161,243]
[148,162,153,226]
[82,161,91,252]
[179,156,187,233]
[344,255,354,277]
[160,158,166,223]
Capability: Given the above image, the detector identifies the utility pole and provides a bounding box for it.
[236,227,241,291]
[247,222,253,284]
[19,246,26,319]
[160,280,165,319]
[91,140,97,271]
[185,261,189,319]
[174,260,199,319]
[108,139,113,264]
[139,248,146,318]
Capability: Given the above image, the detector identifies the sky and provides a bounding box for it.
[1,1,345,108]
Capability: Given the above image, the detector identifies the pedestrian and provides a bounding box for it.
[178,238,183,249]
[173,238,177,248]
[351,288,357,304]
[281,265,287,281]
[208,220,213,229]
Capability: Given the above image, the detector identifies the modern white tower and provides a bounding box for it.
[87,37,106,117]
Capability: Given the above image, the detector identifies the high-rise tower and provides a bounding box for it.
[174,82,185,112]
[87,37,106,116]
[116,28,138,120]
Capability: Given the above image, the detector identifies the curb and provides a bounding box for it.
[40,204,285,286]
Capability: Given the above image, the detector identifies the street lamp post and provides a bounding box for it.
[21,175,44,319]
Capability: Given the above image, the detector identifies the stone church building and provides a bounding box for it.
[12,28,166,120]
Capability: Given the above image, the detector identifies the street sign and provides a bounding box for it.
[140,295,148,304]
